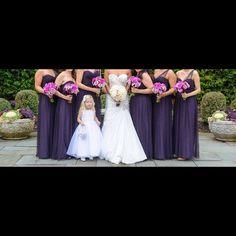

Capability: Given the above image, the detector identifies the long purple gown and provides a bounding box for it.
[36,75,56,159]
[152,70,173,160]
[73,70,102,131]
[173,70,199,159]
[130,73,153,159]
[52,81,75,160]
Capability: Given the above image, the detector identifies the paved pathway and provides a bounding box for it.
[0,132,235,167]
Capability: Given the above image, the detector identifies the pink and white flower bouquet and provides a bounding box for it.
[128,76,141,97]
[152,82,167,103]
[63,83,79,103]
[174,81,190,100]
[43,82,57,103]
[92,76,107,96]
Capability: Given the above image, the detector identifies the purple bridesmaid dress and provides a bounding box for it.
[73,70,102,131]
[173,70,199,159]
[52,81,75,160]
[130,72,153,159]
[152,70,173,160]
[36,75,56,159]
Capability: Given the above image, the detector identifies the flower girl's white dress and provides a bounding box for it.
[67,110,102,159]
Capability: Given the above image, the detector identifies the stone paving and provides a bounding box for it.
[0,132,236,167]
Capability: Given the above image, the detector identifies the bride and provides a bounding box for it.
[100,69,147,164]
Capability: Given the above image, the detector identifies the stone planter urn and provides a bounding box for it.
[208,118,236,141]
[0,119,35,140]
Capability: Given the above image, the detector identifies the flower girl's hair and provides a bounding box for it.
[79,95,95,113]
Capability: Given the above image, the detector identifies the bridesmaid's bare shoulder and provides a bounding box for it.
[167,69,176,78]
[193,70,200,79]
[35,70,47,81]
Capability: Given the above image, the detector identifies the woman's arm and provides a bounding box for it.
[126,69,132,91]
[34,70,44,94]
[76,69,100,95]
[131,72,153,94]
[102,69,110,94]
[157,70,177,98]
[182,70,201,99]
[54,74,72,101]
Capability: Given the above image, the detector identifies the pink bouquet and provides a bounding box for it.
[128,76,141,97]
[128,76,142,88]
[92,76,106,88]
[92,76,106,96]
[152,82,167,103]
[174,81,190,100]
[43,82,57,103]
[63,83,79,103]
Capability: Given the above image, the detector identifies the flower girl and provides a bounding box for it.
[67,95,103,161]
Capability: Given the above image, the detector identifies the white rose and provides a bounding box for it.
[110,85,127,102]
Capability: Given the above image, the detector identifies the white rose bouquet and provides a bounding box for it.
[109,85,127,107]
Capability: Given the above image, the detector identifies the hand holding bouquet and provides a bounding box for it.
[109,85,127,107]
[128,76,141,97]
[174,81,190,100]
[152,82,167,103]
[92,76,107,96]
[43,82,57,103]
[63,83,79,103]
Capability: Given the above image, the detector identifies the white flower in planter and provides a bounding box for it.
[210,111,227,122]
[5,111,17,118]
[2,110,21,122]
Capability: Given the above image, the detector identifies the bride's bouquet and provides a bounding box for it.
[110,85,127,107]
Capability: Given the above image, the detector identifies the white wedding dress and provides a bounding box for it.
[100,74,147,164]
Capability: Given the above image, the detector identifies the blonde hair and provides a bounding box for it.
[79,95,96,114]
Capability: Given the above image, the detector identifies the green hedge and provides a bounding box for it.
[0,98,11,112]
[15,90,39,115]
[198,69,236,105]
[0,69,36,100]
[230,98,236,110]
[201,92,227,123]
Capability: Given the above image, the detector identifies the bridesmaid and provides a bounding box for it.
[152,69,177,160]
[73,69,101,130]
[173,69,201,160]
[35,69,57,159]
[51,69,75,160]
[130,69,153,159]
